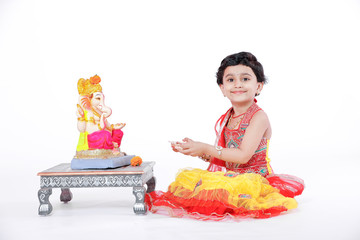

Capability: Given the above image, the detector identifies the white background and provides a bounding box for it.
[1,0,360,239]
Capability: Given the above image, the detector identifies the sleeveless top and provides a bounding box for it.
[224,103,272,177]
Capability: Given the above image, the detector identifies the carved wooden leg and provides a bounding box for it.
[146,177,156,193]
[38,188,53,216]
[60,188,73,203]
[133,186,147,214]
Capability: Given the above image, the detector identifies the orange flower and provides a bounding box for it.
[90,75,101,85]
[131,156,143,166]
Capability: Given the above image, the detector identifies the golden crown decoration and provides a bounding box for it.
[77,75,102,96]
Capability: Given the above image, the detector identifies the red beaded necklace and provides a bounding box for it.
[232,112,245,119]
[227,112,245,129]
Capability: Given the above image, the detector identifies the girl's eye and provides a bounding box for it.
[227,78,234,82]
[96,98,101,101]
[242,77,250,81]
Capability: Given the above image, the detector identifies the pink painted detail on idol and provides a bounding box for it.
[87,129,123,150]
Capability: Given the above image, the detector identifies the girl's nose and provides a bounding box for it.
[234,79,243,88]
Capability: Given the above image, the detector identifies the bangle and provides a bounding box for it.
[215,146,223,156]
[199,154,211,162]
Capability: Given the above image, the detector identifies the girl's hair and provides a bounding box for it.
[216,52,267,85]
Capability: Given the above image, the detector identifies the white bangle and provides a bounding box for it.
[215,146,223,156]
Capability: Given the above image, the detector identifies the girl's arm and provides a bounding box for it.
[178,111,270,164]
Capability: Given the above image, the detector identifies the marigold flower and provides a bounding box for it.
[90,75,101,85]
[131,156,143,166]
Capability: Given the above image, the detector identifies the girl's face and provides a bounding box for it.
[220,64,263,105]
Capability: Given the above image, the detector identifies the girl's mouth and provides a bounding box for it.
[231,91,246,94]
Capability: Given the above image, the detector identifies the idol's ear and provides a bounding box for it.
[78,95,91,110]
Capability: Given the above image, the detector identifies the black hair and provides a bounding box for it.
[216,52,267,85]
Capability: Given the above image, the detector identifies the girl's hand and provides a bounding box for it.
[169,141,183,152]
[178,138,206,157]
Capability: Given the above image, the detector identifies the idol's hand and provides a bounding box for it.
[100,113,106,129]
[113,123,126,130]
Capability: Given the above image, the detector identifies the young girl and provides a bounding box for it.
[146,52,304,220]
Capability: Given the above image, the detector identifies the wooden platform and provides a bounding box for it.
[37,162,156,216]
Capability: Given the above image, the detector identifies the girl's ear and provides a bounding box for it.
[256,82,264,95]
[219,84,226,97]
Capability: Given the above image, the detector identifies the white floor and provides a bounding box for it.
[1,158,359,240]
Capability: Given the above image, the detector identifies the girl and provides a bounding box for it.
[146,52,304,220]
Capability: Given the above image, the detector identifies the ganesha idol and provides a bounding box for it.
[71,75,134,169]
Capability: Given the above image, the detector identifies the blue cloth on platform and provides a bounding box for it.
[71,155,135,170]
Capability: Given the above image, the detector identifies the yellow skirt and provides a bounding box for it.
[147,168,298,220]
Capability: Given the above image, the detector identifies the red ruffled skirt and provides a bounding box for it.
[146,169,304,221]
